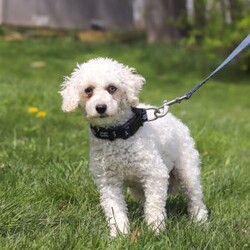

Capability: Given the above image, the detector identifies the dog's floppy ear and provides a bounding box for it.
[124,67,145,106]
[60,66,82,112]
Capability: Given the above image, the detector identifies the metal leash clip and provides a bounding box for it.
[146,100,170,121]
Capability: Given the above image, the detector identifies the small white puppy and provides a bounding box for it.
[60,57,208,237]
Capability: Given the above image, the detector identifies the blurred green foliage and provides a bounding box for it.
[185,0,250,72]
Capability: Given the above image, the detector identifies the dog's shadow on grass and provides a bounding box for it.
[166,195,188,219]
[127,194,188,222]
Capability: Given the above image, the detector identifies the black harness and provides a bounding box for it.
[90,107,148,141]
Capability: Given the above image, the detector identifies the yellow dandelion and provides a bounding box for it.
[28,107,39,113]
[36,111,47,118]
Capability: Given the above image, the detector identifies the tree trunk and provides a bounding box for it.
[194,0,206,42]
[174,0,189,36]
[228,0,243,22]
[144,0,180,43]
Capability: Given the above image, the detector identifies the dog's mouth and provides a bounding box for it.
[86,113,118,127]
[86,113,109,117]
[99,113,109,118]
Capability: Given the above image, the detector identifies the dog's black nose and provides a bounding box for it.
[96,104,107,114]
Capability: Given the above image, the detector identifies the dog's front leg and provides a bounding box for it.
[97,176,129,238]
[143,173,168,233]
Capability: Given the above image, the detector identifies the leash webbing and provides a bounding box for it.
[147,34,250,121]
[182,34,250,101]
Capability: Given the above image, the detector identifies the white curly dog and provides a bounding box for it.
[60,57,208,237]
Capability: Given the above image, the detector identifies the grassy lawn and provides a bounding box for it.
[0,38,249,249]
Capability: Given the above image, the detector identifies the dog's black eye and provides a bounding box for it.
[107,85,117,94]
[84,87,94,95]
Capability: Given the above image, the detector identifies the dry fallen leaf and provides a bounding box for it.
[130,229,140,242]
[30,61,46,68]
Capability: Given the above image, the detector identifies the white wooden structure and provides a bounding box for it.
[0,0,133,30]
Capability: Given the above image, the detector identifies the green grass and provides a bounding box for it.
[0,38,249,249]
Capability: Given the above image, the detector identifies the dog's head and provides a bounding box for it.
[60,58,145,127]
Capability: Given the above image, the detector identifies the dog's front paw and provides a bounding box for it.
[146,213,166,233]
[149,219,166,233]
[110,223,129,238]
[109,216,129,238]
[188,205,208,223]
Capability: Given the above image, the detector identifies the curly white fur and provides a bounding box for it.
[60,57,208,237]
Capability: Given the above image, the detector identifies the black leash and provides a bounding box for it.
[147,34,250,121]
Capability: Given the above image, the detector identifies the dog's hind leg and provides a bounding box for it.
[175,147,208,222]
[142,163,169,232]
